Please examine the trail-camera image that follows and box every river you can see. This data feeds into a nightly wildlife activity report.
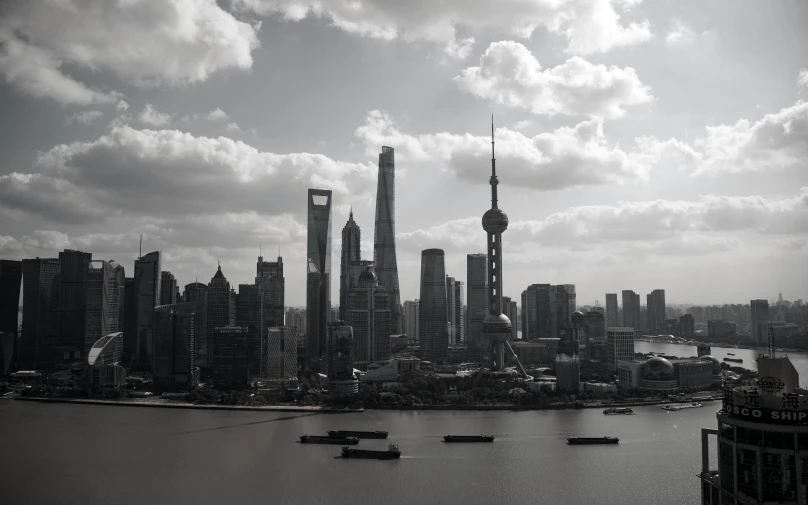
[1,398,718,505]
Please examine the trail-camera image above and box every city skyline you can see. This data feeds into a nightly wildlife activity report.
[0,1,806,308]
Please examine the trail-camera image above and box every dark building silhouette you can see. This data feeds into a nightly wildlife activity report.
[446,275,456,346]
[605,293,619,328]
[466,253,487,362]
[306,189,332,370]
[340,210,361,322]
[122,277,136,364]
[207,264,232,365]
[419,249,448,363]
[346,266,390,362]
[502,295,517,341]
[622,290,641,330]
[751,299,770,346]
[680,313,695,338]
[373,147,401,334]
[160,271,177,306]
[455,281,466,344]
[1,331,15,375]
[57,249,92,364]
[0,260,22,369]
[326,320,358,395]
[647,289,666,331]
[132,251,161,366]
[236,283,262,377]
[212,326,252,389]
[85,332,126,387]
[21,258,60,370]
[85,260,124,359]
[153,303,198,391]
[256,255,285,360]
[184,282,208,367]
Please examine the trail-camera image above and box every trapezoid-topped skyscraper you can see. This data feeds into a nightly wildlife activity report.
[482,119,515,373]
[306,189,332,371]
[374,147,401,334]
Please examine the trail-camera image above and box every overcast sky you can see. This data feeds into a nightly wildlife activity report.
[1,0,807,307]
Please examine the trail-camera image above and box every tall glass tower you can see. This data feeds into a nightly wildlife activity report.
[374,147,401,334]
[306,189,332,370]
[418,249,448,363]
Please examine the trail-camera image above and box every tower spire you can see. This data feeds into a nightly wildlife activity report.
[349,205,353,219]
[490,114,498,209]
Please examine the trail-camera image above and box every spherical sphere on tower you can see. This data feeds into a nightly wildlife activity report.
[482,208,509,233]
[571,311,585,324]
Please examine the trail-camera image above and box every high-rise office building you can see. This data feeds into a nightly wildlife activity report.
[0,260,22,369]
[306,189,332,371]
[419,249,448,363]
[680,313,695,338]
[605,293,619,328]
[183,282,208,367]
[607,327,635,371]
[256,255,285,357]
[153,303,198,391]
[339,210,362,322]
[285,307,306,336]
[267,326,297,385]
[502,296,517,341]
[751,299,770,346]
[326,320,358,395]
[446,276,457,345]
[621,290,641,330]
[235,283,262,377]
[84,260,124,358]
[132,251,161,366]
[522,284,559,339]
[207,264,232,365]
[374,147,401,334]
[57,249,92,364]
[647,289,666,331]
[159,272,177,306]
[563,284,577,317]
[466,253,487,362]
[584,311,606,343]
[402,300,419,339]
[122,277,136,364]
[211,326,252,389]
[455,282,466,344]
[346,266,390,362]
[20,258,60,371]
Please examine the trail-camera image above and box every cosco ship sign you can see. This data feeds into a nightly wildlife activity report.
[725,406,808,424]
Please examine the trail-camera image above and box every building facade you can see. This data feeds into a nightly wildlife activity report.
[20,258,60,371]
[339,210,362,322]
[419,249,448,363]
[212,326,252,389]
[346,267,390,362]
[373,146,401,334]
[622,290,642,331]
[132,251,161,366]
[183,282,208,366]
[267,326,297,385]
[466,253,487,362]
[455,282,466,344]
[85,332,126,387]
[326,320,358,395]
[160,271,177,306]
[647,289,666,332]
[306,189,332,371]
[84,260,124,359]
[607,327,635,371]
[402,300,419,339]
[0,260,22,370]
[153,303,198,390]
[502,296,517,342]
[57,249,92,364]
[751,299,770,346]
[605,293,619,328]
[207,265,233,367]
[235,283,262,377]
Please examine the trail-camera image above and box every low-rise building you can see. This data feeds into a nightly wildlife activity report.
[582,382,617,394]
[360,358,422,382]
[511,339,559,365]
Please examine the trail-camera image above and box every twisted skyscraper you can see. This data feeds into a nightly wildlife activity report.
[373,147,401,334]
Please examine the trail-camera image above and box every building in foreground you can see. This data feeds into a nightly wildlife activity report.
[153,303,198,391]
[20,258,60,371]
[306,189,332,371]
[0,332,14,376]
[132,251,161,367]
[617,355,719,391]
[419,249,448,363]
[466,253,487,362]
[212,326,253,389]
[266,326,297,388]
[0,260,22,370]
[607,327,635,371]
[326,320,358,395]
[373,146,401,334]
[699,354,808,504]
[346,267,390,362]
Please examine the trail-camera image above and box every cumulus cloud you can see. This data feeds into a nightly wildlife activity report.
[206,108,230,121]
[234,0,651,58]
[799,69,808,91]
[665,20,695,46]
[138,104,172,126]
[0,0,259,104]
[355,109,664,191]
[0,125,377,224]
[65,110,104,125]
[455,41,653,119]
[396,188,808,254]
[226,122,244,133]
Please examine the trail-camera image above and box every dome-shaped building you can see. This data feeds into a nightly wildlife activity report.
[639,356,678,391]
[357,266,377,287]
[699,355,724,385]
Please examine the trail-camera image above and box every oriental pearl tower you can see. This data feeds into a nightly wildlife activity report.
[482,117,516,373]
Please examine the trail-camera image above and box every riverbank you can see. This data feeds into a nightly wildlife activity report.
[14,394,723,412]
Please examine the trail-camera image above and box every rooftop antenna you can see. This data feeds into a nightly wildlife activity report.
[139,234,142,259]
[195,269,198,284]
[490,114,498,210]
[769,326,776,359]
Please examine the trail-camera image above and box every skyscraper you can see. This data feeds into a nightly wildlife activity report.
[373,147,401,334]
[480,119,514,372]
[20,258,60,371]
[235,283,262,377]
[57,249,92,364]
[0,260,22,369]
[446,275,456,345]
[153,302,197,391]
[85,260,124,358]
[455,281,466,345]
[522,284,555,339]
[647,289,666,331]
[183,282,207,367]
[466,253,487,362]
[605,293,619,328]
[607,327,635,371]
[339,210,362,321]
[564,284,577,317]
[419,249,448,363]
[133,251,161,366]
[267,326,297,385]
[211,326,251,389]
[402,299,419,339]
[751,299,770,346]
[256,255,285,350]
[346,266,390,362]
[326,320,358,395]
[502,295,517,341]
[306,189,332,370]
[622,290,641,330]
[207,264,232,365]
[160,272,177,306]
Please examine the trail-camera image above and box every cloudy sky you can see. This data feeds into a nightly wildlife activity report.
[1,0,807,307]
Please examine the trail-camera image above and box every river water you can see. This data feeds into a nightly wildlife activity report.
[8,341,791,505]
